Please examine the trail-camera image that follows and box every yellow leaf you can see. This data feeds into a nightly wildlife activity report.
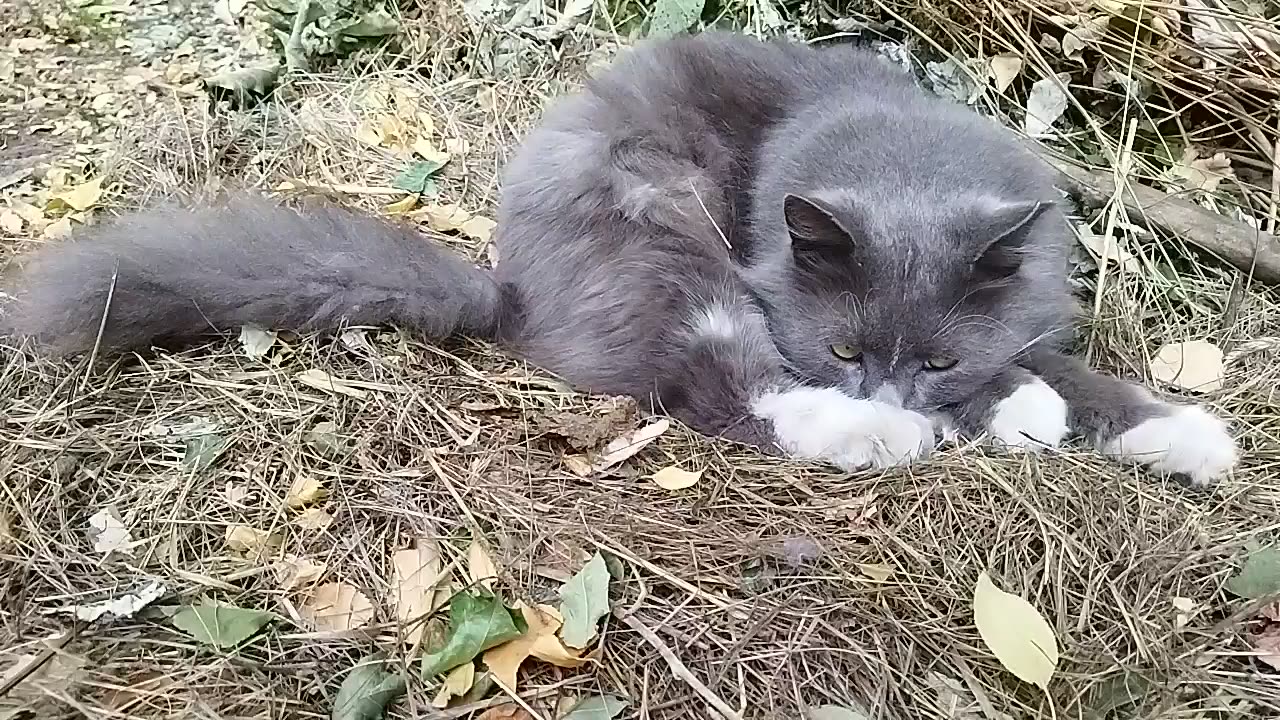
[298,582,375,631]
[1150,340,1224,393]
[0,209,23,233]
[384,195,417,214]
[224,524,281,556]
[393,540,448,651]
[649,466,701,490]
[285,475,328,509]
[419,203,471,232]
[482,603,589,691]
[11,201,45,225]
[467,539,498,591]
[412,136,450,165]
[972,571,1059,690]
[431,662,475,708]
[274,554,327,590]
[51,177,103,211]
[294,508,334,530]
[988,54,1023,93]
[42,216,73,239]
[856,563,894,582]
[355,118,385,146]
[459,215,497,243]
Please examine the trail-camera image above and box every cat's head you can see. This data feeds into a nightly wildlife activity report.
[756,191,1072,411]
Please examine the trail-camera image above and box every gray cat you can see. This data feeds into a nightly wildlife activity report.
[0,32,1236,485]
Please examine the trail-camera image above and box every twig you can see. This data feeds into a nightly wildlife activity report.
[1035,152,1280,283]
[284,0,313,73]
[614,609,744,720]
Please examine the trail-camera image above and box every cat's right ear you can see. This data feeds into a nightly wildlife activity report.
[784,194,857,267]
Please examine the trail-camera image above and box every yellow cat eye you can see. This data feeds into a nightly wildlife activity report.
[923,356,958,371]
[830,343,862,361]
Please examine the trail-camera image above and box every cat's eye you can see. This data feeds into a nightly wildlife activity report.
[923,357,958,371]
[830,343,862,362]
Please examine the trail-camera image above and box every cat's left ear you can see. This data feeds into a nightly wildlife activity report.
[784,194,859,267]
[971,200,1054,280]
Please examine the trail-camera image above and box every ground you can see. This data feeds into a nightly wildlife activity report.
[2,1,1280,719]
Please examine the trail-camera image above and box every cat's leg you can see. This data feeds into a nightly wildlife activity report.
[940,366,1070,452]
[659,300,934,471]
[1021,348,1237,487]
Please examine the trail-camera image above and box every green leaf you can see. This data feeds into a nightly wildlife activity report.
[1087,672,1153,717]
[647,0,704,38]
[332,653,407,720]
[337,9,399,38]
[1226,547,1280,599]
[172,599,273,648]
[392,160,445,195]
[182,434,229,473]
[972,571,1059,690]
[806,705,870,720]
[419,592,525,679]
[558,551,611,648]
[561,695,628,720]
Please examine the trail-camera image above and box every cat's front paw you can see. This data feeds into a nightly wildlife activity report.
[988,376,1069,452]
[751,386,934,471]
[1100,404,1237,487]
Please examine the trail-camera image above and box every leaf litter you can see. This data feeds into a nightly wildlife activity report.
[298,582,376,632]
[972,571,1059,690]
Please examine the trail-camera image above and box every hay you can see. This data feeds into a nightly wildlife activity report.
[3,3,1280,719]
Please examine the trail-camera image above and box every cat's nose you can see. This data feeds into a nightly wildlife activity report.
[870,385,904,408]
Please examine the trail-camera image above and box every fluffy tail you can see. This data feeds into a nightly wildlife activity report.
[0,195,506,355]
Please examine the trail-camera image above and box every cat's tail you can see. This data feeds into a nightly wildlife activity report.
[0,194,509,356]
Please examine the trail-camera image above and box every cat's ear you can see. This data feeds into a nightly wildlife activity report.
[784,194,857,264]
[971,200,1053,280]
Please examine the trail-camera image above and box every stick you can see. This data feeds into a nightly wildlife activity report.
[614,609,744,720]
[1038,153,1280,284]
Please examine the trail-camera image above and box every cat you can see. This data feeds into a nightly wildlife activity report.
[0,31,1237,485]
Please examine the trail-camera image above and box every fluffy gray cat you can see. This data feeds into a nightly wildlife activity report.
[0,32,1237,485]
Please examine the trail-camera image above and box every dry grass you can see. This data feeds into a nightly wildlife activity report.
[4,2,1280,719]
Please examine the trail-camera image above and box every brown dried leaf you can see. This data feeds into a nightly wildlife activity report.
[274,555,327,590]
[1255,626,1280,671]
[431,662,475,708]
[298,582,375,632]
[591,418,670,472]
[225,524,282,556]
[467,539,499,591]
[1150,340,1224,393]
[285,475,328,508]
[649,465,702,490]
[294,507,335,530]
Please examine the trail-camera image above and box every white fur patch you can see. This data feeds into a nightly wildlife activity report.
[1101,404,1237,487]
[988,377,1069,451]
[691,303,739,340]
[751,386,934,471]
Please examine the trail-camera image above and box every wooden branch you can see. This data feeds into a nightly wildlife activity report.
[1037,154,1280,284]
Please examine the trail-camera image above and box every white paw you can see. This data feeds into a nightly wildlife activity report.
[751,386,934,471]
[1100,404,1237,487]
[988,377,1069,451]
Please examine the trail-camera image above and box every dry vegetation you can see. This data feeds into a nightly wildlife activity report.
[3,0,1280,719]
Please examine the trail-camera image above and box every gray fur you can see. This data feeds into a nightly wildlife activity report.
[0,32,1171,453]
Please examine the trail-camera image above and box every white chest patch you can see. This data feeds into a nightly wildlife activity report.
[751,386,934,471]
[988,376,1070,451]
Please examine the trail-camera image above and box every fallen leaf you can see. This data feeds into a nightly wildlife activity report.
[1024,73,1071,139]
[299,582,375,632]
[988,54,1023,93]
[384,195,417,214]
[393,540,448,649]
[444,138,470,155]
[648,0,704,38]
[224,482,252,506]
[274,555,327,590]
[420,203,472,232]
[591,418,670,472]
[0,209,23,233]
[1078,227,1141,273]
[558,552,611,649]
[856,563,894,582]
[467,538,499,591]
[332,653,407,720]
[172,599,274,648]
[807,705,871,720]
[459,215,496,242]
[182,433,229,472]
[286,475,328,508]
[224,524,282,556]
[1170,147,1234,192]
[420,592,525,679]
[305,421,348,456]
[51,177,102,211]
[649,465,702,490]
[431,662,476,708]
[1227,547,1280,599]
[973,571,1059,690]
[392,159,446,195]
[88,507,135,556]
[483,603,589,691]
[1086,673,1153,718]
[476,705,535,720]
[42,215,73,239]
[52,581,167,622]
[1149,340,1224,393]
[412,136,451,165]
[560,695,628,720]
[1171,596,1201,629]
[295,508,335,530]
[1255,627,1280,671]
[238,325,276,360]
